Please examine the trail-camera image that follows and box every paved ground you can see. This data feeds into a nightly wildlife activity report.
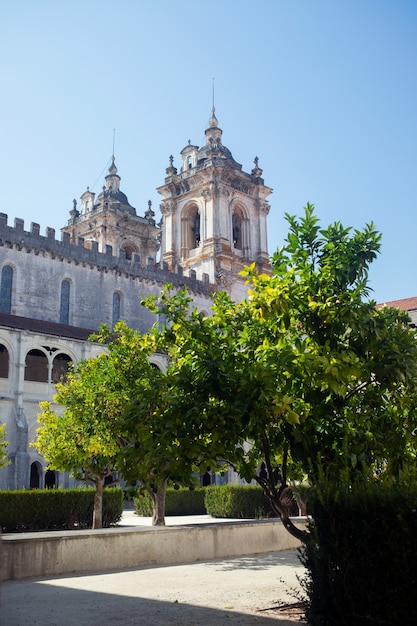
[0,513,307,625]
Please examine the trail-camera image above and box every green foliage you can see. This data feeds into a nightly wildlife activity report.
[0,487,123,532]
[134,487,206,517]
[0,423,9,468]
[33,322,161,527]
[133,492,154,517]
[30,206,417,539]
[34,322,158,485]
[204,485,272,519]
[301,476,417,625]
[147,204,417,543]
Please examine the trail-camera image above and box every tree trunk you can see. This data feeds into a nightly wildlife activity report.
[92,478,104,529]
[257,438,313,547]
[150,481,167,526]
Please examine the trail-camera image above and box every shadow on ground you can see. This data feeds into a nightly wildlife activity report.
[1,583,301,625]
[1,550,306,625]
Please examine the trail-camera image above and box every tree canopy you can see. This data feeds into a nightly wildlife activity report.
[34,322,160,528]
[34,321,218,527]
[34,205,417,539]
[147,204,417,542]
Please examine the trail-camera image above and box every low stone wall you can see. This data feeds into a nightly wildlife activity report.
[0,518,307,581]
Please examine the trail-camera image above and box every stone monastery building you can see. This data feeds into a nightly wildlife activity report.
[0,109,272,490]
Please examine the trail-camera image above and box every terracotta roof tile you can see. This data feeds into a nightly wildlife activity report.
[377,296,417,311]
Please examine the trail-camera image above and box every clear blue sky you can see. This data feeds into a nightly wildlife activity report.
[2,0,416,304]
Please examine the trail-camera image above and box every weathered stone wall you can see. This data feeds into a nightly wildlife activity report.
[0,325,104,489]
[0,214,219,490]
[0,518,307,581]
[0,213,216,333]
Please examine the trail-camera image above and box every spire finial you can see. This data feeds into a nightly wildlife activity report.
[145,199,155,221]
[112,128,116,159]
[208,78,218,129]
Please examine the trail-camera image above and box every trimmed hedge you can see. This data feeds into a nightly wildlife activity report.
[134,484,295,519]
[204,484,271,518]
[301,479,417,625]
[134,487,206,516]
[0,487,123,532]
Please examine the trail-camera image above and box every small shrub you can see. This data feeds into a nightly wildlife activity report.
[134,487,206,517]
[133,491,153,516]
[204,484,271,518]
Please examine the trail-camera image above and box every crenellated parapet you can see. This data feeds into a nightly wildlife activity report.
[0,213,215,296]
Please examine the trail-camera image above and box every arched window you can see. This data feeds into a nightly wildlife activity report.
[30,461,42,489]
[60,280,70,325]
[25,349,48,382]
[259,462,268,480]
[0,266,13,313]
[112,292,121,328]
[0,344,9,378]
[52,353,72,384]
[181,204,200,258]
[201,471,213,486]
[232,204,249,252]
[122,244,136,260]
[232,212,243,250]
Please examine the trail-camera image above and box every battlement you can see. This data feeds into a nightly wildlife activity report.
[0,213,215,295]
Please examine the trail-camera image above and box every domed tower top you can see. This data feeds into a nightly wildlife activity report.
[204,106,223,147]
[95,156,136,216]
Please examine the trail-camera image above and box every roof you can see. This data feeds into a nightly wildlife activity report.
[0,312,97,341]
[377,296,417,312]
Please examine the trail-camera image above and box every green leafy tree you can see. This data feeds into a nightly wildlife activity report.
[93,323,178,526]
[34,323,160,528]
[147,205,417,544]
[110,313,232,525]
[35,321,208,527]
[90,320,233,526]
[0,423,9,468]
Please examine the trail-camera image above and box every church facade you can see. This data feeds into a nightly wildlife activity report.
[0,109,272,490]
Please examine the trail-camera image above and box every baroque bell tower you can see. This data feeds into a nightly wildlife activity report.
[157,108,272,301]
[62,157,160,264]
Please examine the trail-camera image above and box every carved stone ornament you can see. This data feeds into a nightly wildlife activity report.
[259,201,270,216]
[160,200,176,215]
[200,187,212,200]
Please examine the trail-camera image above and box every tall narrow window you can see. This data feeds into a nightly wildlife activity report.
[60,280,70,325]
[232,213,242,249]
[0,344,9,378]
[181,204,200,258]
[112,292,121,328]
[30,462,42,489]
[0,266,13,313]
